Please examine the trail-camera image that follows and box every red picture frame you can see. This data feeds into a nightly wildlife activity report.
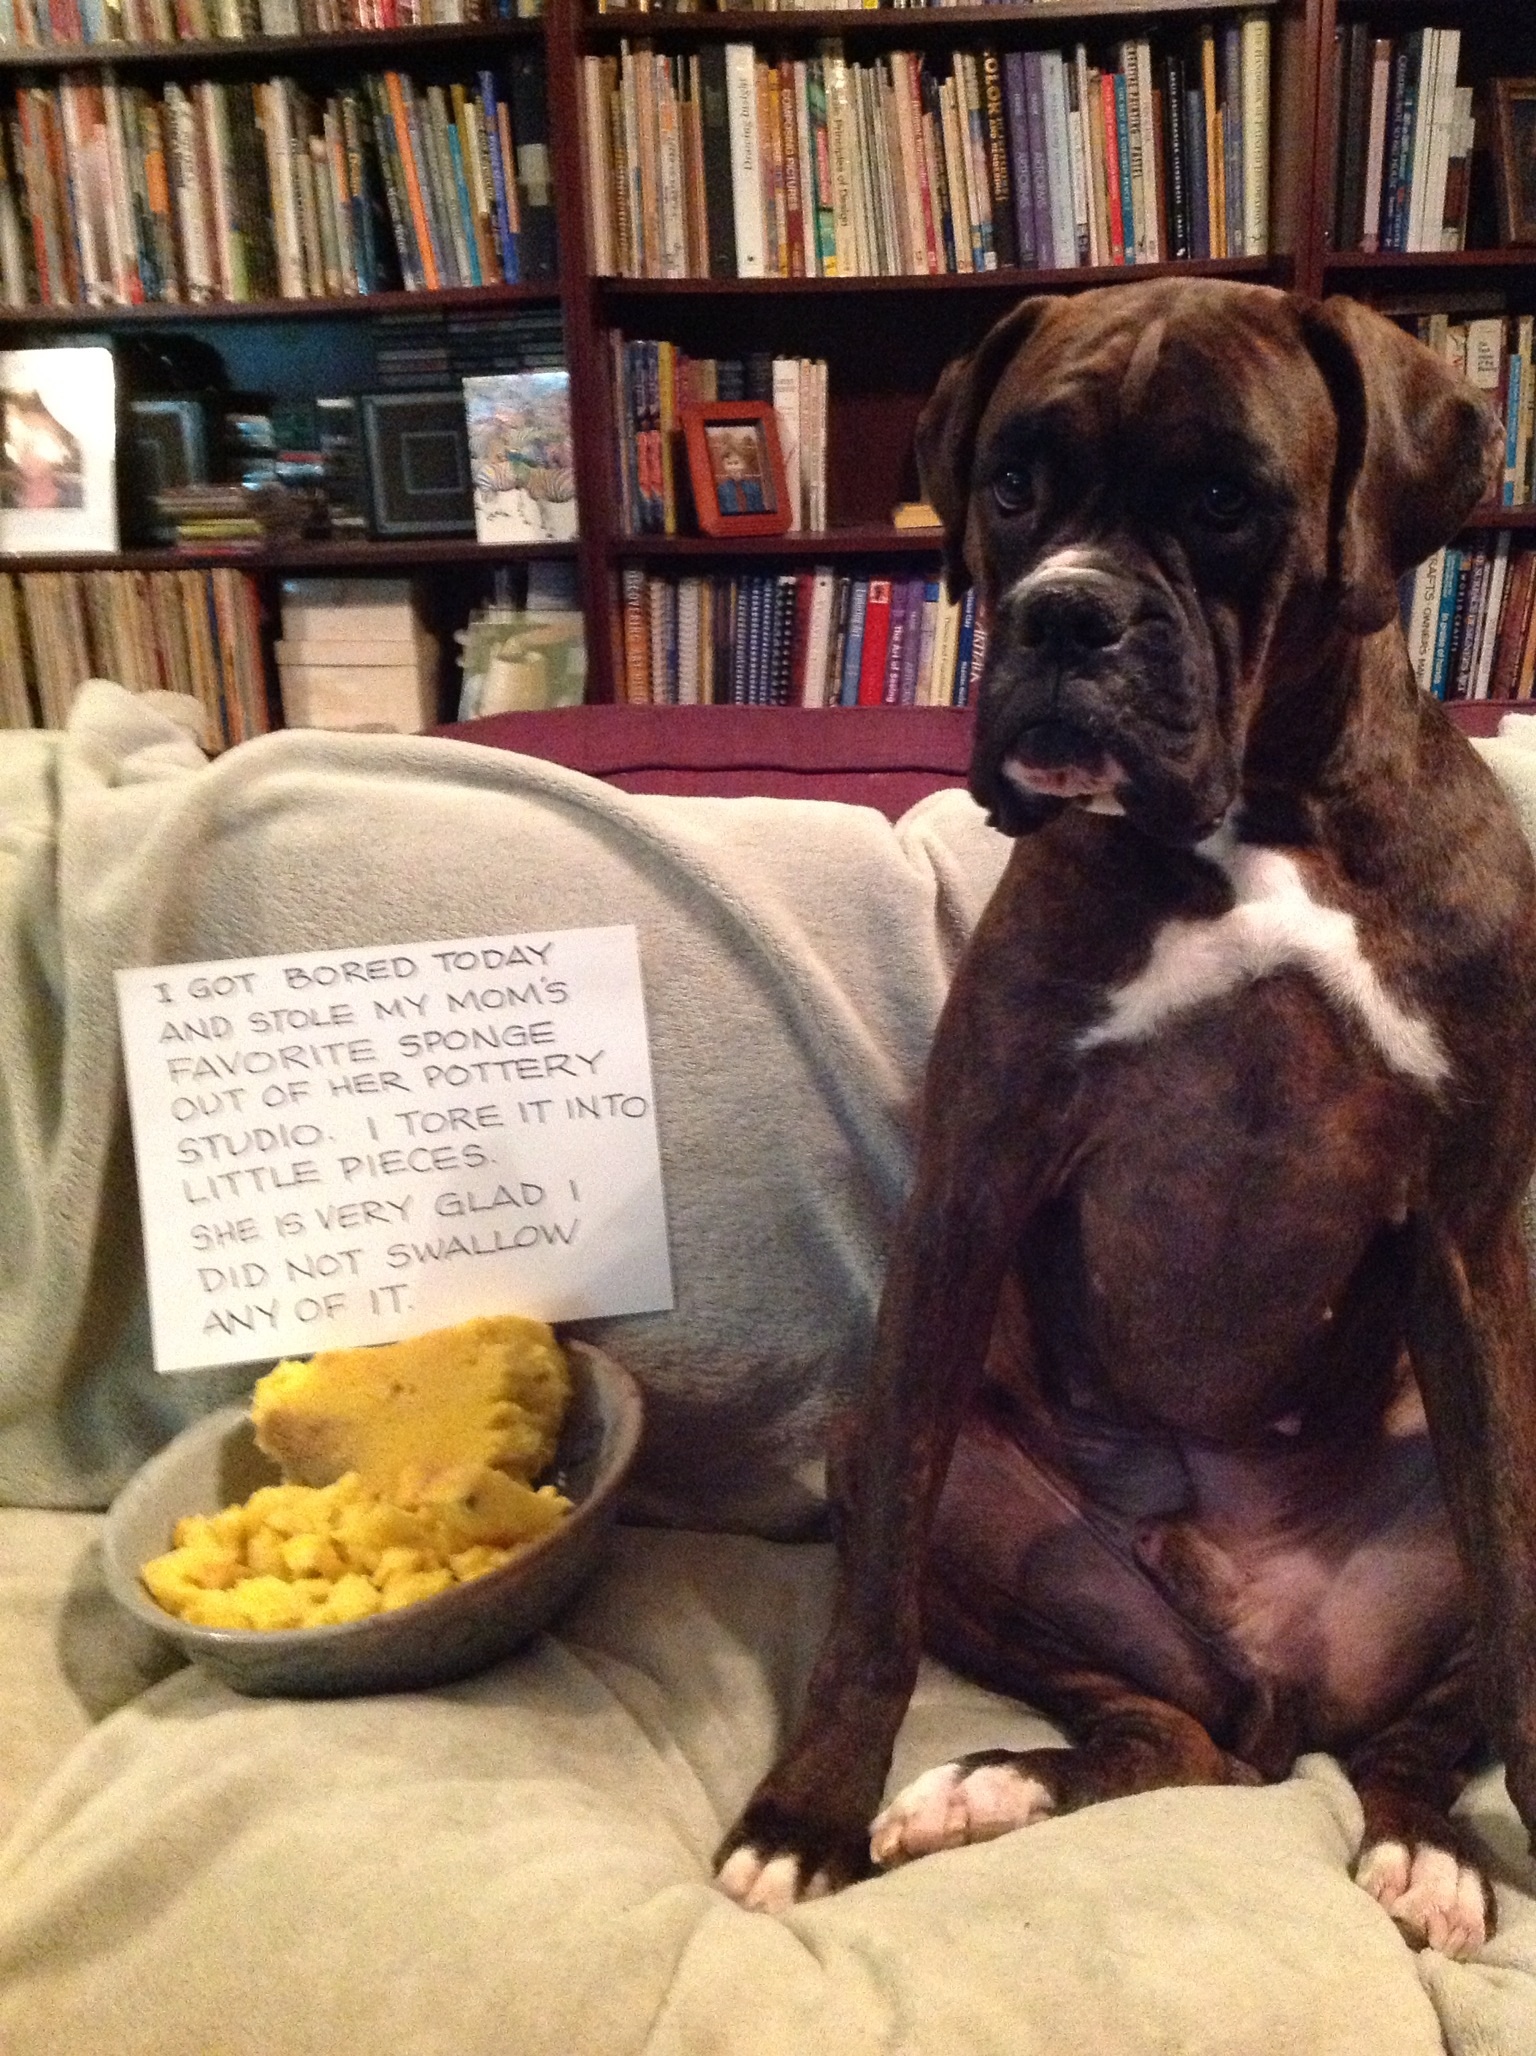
[680,401,793,539]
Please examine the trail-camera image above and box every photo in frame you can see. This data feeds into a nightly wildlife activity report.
[359,391,476,538]
[0,346,118,555]
[1489,78,1536,245]
[680,401,792,539]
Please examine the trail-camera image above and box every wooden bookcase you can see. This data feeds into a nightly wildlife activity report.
[0,0,1529,728]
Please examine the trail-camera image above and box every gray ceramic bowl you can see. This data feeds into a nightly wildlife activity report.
[103,1341,643,1698]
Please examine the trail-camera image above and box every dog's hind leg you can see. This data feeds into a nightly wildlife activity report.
[1349,1637,1497,1959]
[871,1674,1259,1869]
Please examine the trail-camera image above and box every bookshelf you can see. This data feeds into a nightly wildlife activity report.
[0,0,1528,730]
[1306,0,1536,710]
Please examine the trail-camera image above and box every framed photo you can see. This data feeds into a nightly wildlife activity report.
[124,398,209,545]
[1489,78,1536,245]
[0,346,117,555]
[681,401,792,539]
[359,391,476,538]
[463,370,578,544]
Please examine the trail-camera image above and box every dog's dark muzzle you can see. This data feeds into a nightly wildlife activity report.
[970,562,1230,843]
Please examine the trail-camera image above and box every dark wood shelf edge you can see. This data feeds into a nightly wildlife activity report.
[0,17,545,74]
[1323,248,1536,273]
[581,0,1280,45]
[596,255,1287,297]
[0,282,562,327]
[607,529,943,560]
[0,538,578,573]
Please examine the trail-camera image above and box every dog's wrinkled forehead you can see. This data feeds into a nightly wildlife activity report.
[972,292,1331,496]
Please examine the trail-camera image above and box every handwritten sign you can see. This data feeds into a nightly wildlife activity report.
[115,926,673,1373]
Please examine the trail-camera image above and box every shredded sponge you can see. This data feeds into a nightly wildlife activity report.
[249,1314,570,1491]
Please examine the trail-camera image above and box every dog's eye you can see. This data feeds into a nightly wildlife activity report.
[1192,478,1253,531]
[990,468,1033,516]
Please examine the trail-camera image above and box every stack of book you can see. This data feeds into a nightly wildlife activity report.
[1331,25,1471,254]
[1405,534,1536,705]
[0,566,266,746]
[583,20,1270,280]
[0,0,544,48]
[0,57,553,310]
[155,481,324,549]
[275,577,439,733]
[1412,311,1536,510]
[619,565,984,709]
[612,340,827,535]
[372,304,566,390]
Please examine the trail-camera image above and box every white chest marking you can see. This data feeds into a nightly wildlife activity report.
[1076,827,1449,1088]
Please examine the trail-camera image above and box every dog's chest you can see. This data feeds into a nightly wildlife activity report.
[1076,829,1448,1091]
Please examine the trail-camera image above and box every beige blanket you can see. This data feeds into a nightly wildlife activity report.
[0,684,1003,1529]
[0,688,1533,2053]
[0,1513,1532,2056]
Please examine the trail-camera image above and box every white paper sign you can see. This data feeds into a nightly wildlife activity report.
[115,926,673,1373]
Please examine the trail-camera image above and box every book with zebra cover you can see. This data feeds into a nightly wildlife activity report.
[463,368,577,544]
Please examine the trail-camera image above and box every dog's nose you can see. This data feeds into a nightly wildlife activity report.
[1014,577,1127,657]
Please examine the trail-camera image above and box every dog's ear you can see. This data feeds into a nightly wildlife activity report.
[1297,295,1502,635]
[915,297,1052,598]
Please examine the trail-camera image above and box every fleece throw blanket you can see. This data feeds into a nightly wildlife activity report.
[0,688,1534,2054]
[0,684,1003,1529]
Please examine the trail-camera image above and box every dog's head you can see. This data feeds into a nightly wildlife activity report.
[917,281,1501,842]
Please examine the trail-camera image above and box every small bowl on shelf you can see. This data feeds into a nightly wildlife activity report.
[102,1340,643,1699]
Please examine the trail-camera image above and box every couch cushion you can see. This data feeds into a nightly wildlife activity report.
[1,1524,1530,2056]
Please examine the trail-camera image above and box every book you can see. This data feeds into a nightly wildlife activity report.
[463,369,577,544]
[724,42,765,279]
[857,576,892,705]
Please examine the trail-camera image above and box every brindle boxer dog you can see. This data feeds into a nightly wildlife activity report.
[715,280,1536,1958]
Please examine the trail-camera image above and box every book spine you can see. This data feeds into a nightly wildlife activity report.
[1360,38,1392,251]
[1201,23,1224,259]
[382,71,438,289]
[1023,51,1052,270]
[1220,21,1243,257]
[1135,39,1159,263]
[469,71,513,283]
[1184,77,1209,261]
[1427,546,1463,700]
[1041,51,1074,271]
[1101,70,1125,264]
[974,49,1012,270]
[1113,68,1135,263]
[1473,535,1513,700]
[1001,51,1033,271]
[1241,11,1269,256]
[1120,44,1145,262]
[1405,26,1438,254]
[723,41,764,279]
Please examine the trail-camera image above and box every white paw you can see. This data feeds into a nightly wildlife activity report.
[715,1845,833,1914]
[1356,1839,1490,1959]
[869,1759,1055,1869]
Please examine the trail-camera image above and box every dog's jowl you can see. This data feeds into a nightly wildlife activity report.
[715,280,1536,1960]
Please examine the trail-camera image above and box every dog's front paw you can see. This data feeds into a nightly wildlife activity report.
[870,1752,1056,1868]
[1355,1837,1494,1959]
[714,1798,875,1913]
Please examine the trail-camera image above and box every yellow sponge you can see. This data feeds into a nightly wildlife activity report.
[250,1314,570,1490]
